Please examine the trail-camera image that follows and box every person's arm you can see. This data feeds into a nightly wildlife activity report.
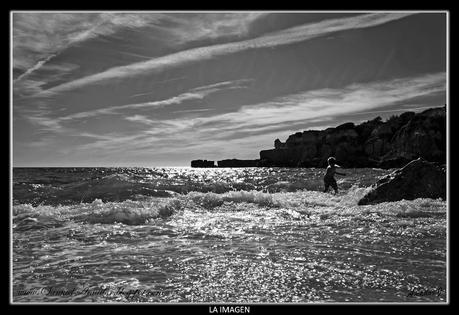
[334,164,346,176]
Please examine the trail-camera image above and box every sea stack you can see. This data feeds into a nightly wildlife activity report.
[190,160,215,168]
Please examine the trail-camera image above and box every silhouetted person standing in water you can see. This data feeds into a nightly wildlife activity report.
[323,157,346,194]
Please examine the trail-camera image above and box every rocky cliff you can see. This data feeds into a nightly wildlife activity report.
[259,106,446,168]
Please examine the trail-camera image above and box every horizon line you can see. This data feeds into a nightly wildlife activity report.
[12,104,445,168]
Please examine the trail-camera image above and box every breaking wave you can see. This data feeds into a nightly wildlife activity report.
[12,185,445,228]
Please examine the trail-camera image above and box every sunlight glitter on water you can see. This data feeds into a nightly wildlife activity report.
[13,168,446,303]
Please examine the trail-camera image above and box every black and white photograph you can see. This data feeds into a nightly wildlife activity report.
[11,11,448,305]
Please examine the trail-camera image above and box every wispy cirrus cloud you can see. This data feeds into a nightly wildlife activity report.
[176,72,445,139]
[25,78,253,132]
[39,12,415,95]
[13,13,170,97]
[62,78,252,121]
[172,108,213,114]
[125,115,154,124]
[13,12,266,92]
[13,53,57,83]
[13,13,171,79]
[13,62,81,98]
[164,12,267,44]
[12,12,447,167]
[21,71,445,161]
[186,72,445,137]
[65,72,445,157]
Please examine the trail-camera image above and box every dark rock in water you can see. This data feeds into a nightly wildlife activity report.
[358,158,446,205]
[191,159,215,168]
[217,159,260,167]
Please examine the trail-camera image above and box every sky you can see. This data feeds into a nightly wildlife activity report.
[12,11,447,167]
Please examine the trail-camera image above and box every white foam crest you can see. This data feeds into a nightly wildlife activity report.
[370,198,446,217]
[223,190,277,207]
[81,198,186,225]
[13,197,187,226]
[13,203,74,218]
[13,188,446,226]
[339,185,373,206]
[185,187,374,211]
[187,190,280,209]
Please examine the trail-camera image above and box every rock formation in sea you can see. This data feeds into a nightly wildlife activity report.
[217,159,260,167]
[259,106,446,168]
[358,158,446,205]
[190,160,215,168]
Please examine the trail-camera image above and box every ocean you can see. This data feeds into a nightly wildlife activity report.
[12,167,447,303]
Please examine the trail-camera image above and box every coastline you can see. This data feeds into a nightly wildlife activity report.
[192,106,446,169]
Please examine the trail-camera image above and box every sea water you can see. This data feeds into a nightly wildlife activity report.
[12,167,447,303]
